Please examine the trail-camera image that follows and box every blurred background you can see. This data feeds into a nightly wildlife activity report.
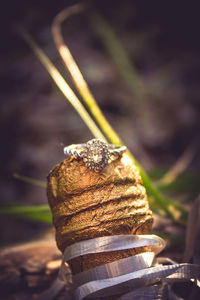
[0,0,200,249]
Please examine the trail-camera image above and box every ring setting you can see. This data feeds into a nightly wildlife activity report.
[64,139,127,171]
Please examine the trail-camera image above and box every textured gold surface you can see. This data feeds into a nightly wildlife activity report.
[47,153,153,273]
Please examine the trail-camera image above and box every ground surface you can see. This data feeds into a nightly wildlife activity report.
[0,1,200,298]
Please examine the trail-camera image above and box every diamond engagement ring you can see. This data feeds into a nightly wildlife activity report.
[63,138,127,171]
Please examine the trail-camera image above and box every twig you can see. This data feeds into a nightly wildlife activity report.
[183,195,200,263]
[158,144,195,186]
[52,4,122,145]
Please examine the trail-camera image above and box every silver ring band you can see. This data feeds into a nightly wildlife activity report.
[63,139,127,171]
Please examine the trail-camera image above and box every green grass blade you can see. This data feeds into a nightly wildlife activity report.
[20,28,188,224]
[13,173,46,188]
[20,29,106,142]
[89,12,145,103]
[153,232,184,243]
[0,205,52,224]
[128,152,188,224]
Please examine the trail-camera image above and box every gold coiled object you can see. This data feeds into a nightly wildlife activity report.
[47,148,153,274]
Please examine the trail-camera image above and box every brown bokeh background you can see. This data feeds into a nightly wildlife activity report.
[1,0,200,247]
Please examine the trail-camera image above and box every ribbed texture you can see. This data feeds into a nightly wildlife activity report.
[47,154,153,273]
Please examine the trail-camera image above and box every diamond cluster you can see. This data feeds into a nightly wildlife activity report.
[80,139,110,171]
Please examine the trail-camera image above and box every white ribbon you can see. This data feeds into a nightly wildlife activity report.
[37,234,200,299]
[74,263,200,300]
[62,234,166,262]
[72,252,155,287]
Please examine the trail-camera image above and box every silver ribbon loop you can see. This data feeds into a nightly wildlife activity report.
[75,264,200,300]
[56,234,200,300]
[62,234,166,262]
[72,252,155,287]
